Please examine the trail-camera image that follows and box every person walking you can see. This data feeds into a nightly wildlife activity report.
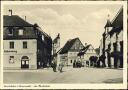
[58,61,64,73]
[51,60,57,72]
[73,60,76,68]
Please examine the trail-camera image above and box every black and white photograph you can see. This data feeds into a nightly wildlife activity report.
[1,1,127,89]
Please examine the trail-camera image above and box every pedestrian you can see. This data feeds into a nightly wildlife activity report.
[73,60,76,68]
[51,60,57,72]
[58,61,64,73]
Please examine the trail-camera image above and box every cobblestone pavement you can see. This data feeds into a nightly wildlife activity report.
[3,67,123,84]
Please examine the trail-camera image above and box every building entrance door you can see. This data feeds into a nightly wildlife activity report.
[21,56,29,69]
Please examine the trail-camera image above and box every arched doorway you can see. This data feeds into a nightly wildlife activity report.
[21,56,29,69]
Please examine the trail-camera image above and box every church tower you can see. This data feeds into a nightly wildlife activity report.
[104,14,113,34]
[53,33,60,54]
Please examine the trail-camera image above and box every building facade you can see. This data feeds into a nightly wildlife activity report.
[3,11,52,70]
[36,25,52,68]
[99,7,123,68]
[77,44,97,66]
[59,38,84,66]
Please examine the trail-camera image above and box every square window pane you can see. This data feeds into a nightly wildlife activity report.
[10,42,14,49]
[19,29,23,35]
[23,42,27,49]
[26,61,29,64]
[22,61,25,65]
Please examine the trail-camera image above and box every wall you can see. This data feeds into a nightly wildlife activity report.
[3,39,37,70]
[60,53,68,66]
[68,51,79,66]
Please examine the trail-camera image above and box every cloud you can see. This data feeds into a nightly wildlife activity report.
[16,7,108,48]
[4,5,120,48]
[91,9,112,19]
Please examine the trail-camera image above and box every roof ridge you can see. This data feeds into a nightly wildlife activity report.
[59,37,79,54]
[4,15,33,27]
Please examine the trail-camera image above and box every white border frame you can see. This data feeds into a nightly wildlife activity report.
[1,1,127,89]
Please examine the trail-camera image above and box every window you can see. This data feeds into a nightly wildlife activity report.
[8,28,13,35]
[70,60,72,63]
[22,61,25,65]
[26,61,29,64]
[38,62,40,66]
[23,41,27,49]
[9,56,14,63]
[42,35,44,41]
[10,42,14,49]
[19,29,23,35]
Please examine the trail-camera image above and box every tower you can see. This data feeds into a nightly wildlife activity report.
[104,14,113,33]
[53,33,60,54]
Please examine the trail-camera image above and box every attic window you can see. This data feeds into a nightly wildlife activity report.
[19,29,24,35]
[8,28,13,35]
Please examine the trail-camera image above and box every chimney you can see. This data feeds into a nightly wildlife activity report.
[9,9,12,16]
[85,43,87,46]
[25,16,26,21]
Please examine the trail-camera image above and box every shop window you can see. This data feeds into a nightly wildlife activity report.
[9,56,14,63]
[10,42,14,49]
[23,41,27,49]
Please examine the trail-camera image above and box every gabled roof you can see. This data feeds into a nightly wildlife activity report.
[78,44,90,56]
[104,7,123,29]
[53,48,62,57]
[4,15,33,27]
[3,15,52,40]
[59,38,79,54]
[35,25,52,39]
[108,7,123,37]
[111,6,123,28]
[105,19,112,28]
[77,44,95,56]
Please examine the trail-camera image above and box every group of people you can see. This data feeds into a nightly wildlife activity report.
[51,60,64,73]
[73,60,82,68]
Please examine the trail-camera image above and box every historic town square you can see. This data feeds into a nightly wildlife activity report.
[3,3,124,84]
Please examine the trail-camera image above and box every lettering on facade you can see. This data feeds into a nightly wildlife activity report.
[4,50,17,53]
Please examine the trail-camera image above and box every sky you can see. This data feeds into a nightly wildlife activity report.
[3,4,122,48]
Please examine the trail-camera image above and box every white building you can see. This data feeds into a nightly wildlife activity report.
[4,40,37,69]
[78,44,97,66]
[3,10,52,70]
[59,38,84,66]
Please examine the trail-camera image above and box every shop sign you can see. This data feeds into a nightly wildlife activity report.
[4,50,17,53]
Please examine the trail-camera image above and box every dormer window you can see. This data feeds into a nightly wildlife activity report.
[8,28,13,36]
[19,29,23,35]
